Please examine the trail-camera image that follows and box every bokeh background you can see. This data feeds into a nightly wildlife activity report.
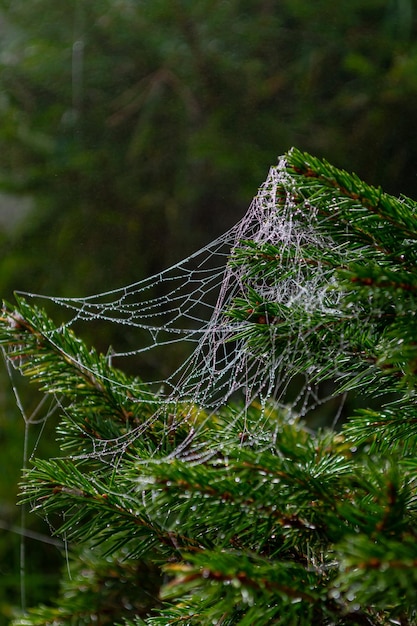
[0,0,416,621]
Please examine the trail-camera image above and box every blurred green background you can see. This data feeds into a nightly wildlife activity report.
[0,0,416,621]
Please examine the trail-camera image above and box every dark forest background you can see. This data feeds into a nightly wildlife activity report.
[0,0,416,621]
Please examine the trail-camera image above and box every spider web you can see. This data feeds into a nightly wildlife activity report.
[16,155,349,430]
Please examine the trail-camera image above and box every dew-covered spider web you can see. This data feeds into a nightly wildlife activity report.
[14,154,352,441]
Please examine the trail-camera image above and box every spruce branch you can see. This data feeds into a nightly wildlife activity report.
[0,298,196,459]
[5,149,417,624]
[286,147,417,247]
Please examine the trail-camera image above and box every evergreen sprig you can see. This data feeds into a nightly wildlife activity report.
[3,149,417,624]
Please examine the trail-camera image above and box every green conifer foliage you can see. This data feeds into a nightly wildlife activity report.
[2,149,417,624]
